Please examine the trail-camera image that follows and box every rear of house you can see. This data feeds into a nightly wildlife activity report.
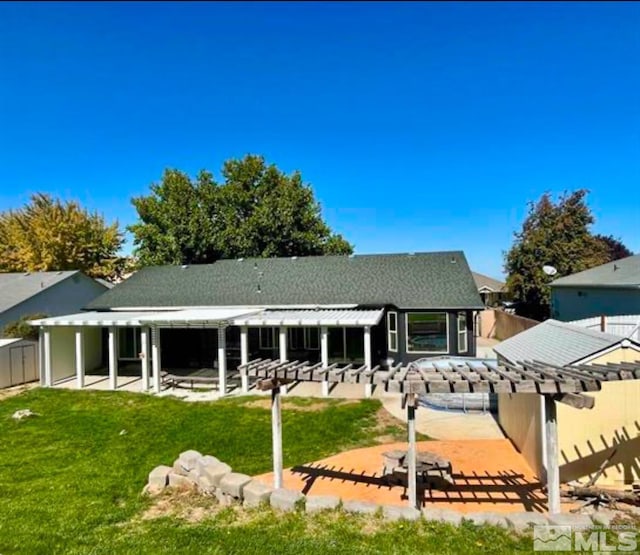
[30,251,484,391]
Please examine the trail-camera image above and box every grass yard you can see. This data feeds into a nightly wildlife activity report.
[0,388,534,554]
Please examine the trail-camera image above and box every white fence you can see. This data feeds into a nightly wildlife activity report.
[569,314,640,342]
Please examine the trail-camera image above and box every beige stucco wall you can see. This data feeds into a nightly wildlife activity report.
[498,345,640,486]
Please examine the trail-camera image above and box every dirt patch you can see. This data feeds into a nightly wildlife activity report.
[243,398,359,412]
[140,489,219,522]
[0,383,37,402]
[368,407,411,444]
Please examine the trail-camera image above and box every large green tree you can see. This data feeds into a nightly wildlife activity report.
[504,189,630,321]
[0,193,124,280]
[129,155,353,265]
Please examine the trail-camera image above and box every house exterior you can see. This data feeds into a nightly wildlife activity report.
[550,254,640,321]
[0,271,109,336]
[495,319,640,487]
[472,271,507,307]
[30,251,484,393]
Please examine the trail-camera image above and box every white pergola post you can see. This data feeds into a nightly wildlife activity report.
[321,326,329,397]
[43,327,52,387]
[108,326,117,390]
[544,395,561,514]
[75,327,85,389]
[140,326,150,391]
[38,327,45,386]
[272,385,283,489]
[151,326,162,394]
[240,326,249,393]
[364,325,373,398]
[279,326,288,395]
[218,326,227,396]
[407,394,418,509]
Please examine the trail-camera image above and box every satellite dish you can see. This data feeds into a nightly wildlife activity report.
[543,265,558,276]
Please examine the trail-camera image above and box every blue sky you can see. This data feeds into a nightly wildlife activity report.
[1,1,638,278]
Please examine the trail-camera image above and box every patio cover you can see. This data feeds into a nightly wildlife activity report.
[29,311,154,327]
[232,308,384,327]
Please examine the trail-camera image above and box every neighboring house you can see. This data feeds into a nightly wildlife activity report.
[550,254,640,321]
[0,271,109,336]
[30,251,484,390]
[495,319,640,487]
[472,271,507,307]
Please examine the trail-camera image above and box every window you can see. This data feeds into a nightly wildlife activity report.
[328,327,364,363]
[457,312,468,353]
[406,312,448,353]
[304,328,320,350]
[118,328,142,359]
[259,327,277,350]
[387,311,398,352]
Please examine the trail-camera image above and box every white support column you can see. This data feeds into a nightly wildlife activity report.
[151,326,162,394]
[140,326,150,391]
[75,327,85,389]
[38,327,45,386]
[108,326,117,390]
[240,326,249,393]
[43,327,52,387]
[364,325,373,398]
[321,326,329,397]
[544,395,561,514]
[407,394,418,509]
[272,385,283,489]
[218,326,227,396]
[279,326,288,395]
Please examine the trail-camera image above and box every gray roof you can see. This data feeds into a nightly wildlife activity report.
[472,272,505,292]
[86,251,484,311]
[494,319,636,366]
[551,254,640,289]
[0,271,79,314]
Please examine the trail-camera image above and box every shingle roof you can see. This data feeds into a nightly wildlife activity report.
[494,319,635,366]
[472,272,505,292]
[551,254,640,289]
[86,251,484,311]
[0,271,79,314]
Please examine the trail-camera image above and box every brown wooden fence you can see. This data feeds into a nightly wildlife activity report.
[477,309,539,341]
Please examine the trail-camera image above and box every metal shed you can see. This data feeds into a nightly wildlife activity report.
[0,338,38,389]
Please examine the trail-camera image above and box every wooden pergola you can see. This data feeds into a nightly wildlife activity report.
[239,357,640,514]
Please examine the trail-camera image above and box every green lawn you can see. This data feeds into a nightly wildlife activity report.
[0,388,533,554]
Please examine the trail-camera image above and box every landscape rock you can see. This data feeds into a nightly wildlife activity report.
[196,455,220,476]
[591,510,617,528]
[141,483,164,496]
[177,449,202,472]
[270,488,304,512]
[219,473,252,498]
[505,512,549,532]
[148,465,173,489]
[422,508,462,525]
[463,512,508,527]
[168,472,198,491]
[382,505,421,522]
[547,513,593,529]
[12,409,39,420]
[215,489,237,506]
[197,474,216,494]
[243,480,273,508]
[201,462,232,487]
[342,500,379,515]
[305,495,341,514]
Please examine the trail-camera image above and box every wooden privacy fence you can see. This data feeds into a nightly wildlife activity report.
[478,309,539,341]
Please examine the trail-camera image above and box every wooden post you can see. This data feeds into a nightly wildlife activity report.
[600,315,606,333]
[218,326,227,396]
[545,395,561,514]
[151,326,161,394]
[364,325,373,398]
[43,327,52,387]
[140,326,150,391]
[279,327,288,395]
[75,327,85,389]
[407,394,418,509]
[272,385,283,489]
[321,326,329,397]
[240,326,249,393]
[108,326,117,390]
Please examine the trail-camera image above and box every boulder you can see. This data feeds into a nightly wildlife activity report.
[243,480,273,508]
[219,473,252,499]
[147,465,172,489]
[382,505,421,522]
[305,495,341,514]
[197,474,216,494]
[505,512,549,532]
[201,462,232,487]
[342,500,379,515]
[422,508,462,525]
[196,455,220,476]
[270,488,304,512]
[177,450,202,472]
[168,472,197,491]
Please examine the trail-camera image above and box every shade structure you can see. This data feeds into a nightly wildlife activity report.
[29,311,153,327]
[231,308,384,327]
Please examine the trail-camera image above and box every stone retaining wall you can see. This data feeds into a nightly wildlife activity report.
[144,450,627,529]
